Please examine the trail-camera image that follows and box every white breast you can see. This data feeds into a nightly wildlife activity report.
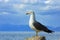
[29,19,36,30]
[29,13,37,31]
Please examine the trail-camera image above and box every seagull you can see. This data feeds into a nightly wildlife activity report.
[26,11,54,36]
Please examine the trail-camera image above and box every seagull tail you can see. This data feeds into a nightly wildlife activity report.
[47,29,54,33]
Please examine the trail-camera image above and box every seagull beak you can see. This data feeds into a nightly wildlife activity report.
[26,13,29,15]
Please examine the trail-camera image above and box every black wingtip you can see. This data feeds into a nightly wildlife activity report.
[48,30,54,33]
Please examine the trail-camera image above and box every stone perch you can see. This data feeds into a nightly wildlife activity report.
[26,36,46,40]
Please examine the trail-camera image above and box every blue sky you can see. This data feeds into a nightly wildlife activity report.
[0,0,60,29]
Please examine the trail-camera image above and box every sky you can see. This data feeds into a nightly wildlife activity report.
[0,0,60,28]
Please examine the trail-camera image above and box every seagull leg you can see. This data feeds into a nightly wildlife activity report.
[36,31,38,36]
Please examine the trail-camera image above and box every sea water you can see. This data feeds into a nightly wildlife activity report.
[0,32,60,40]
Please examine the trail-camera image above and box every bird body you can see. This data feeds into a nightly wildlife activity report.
[29,13,37,31]
[26,11,53,36]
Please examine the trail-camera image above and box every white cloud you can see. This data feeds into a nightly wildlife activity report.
[0,0,9,3]
[30,0,37,4]
[4,0,9,2]
[22,0,29,3]
[39,5,60,11]
[38,0,60,11]
[0,12,9,15]
[4,0,9,3]
[13,4,26,9]
[0,0,2,2]
[39,6,51,11]
[21,0,40,4]
[45,0,60,5]
[44,0,52,4]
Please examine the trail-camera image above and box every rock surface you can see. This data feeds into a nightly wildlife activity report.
[26,36,46,40]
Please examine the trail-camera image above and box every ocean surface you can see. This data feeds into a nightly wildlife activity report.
[0,32,60,40]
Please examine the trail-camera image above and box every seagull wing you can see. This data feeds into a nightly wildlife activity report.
[33,21,53,33]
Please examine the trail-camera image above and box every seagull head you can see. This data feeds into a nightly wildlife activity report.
[26,11,34,15]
